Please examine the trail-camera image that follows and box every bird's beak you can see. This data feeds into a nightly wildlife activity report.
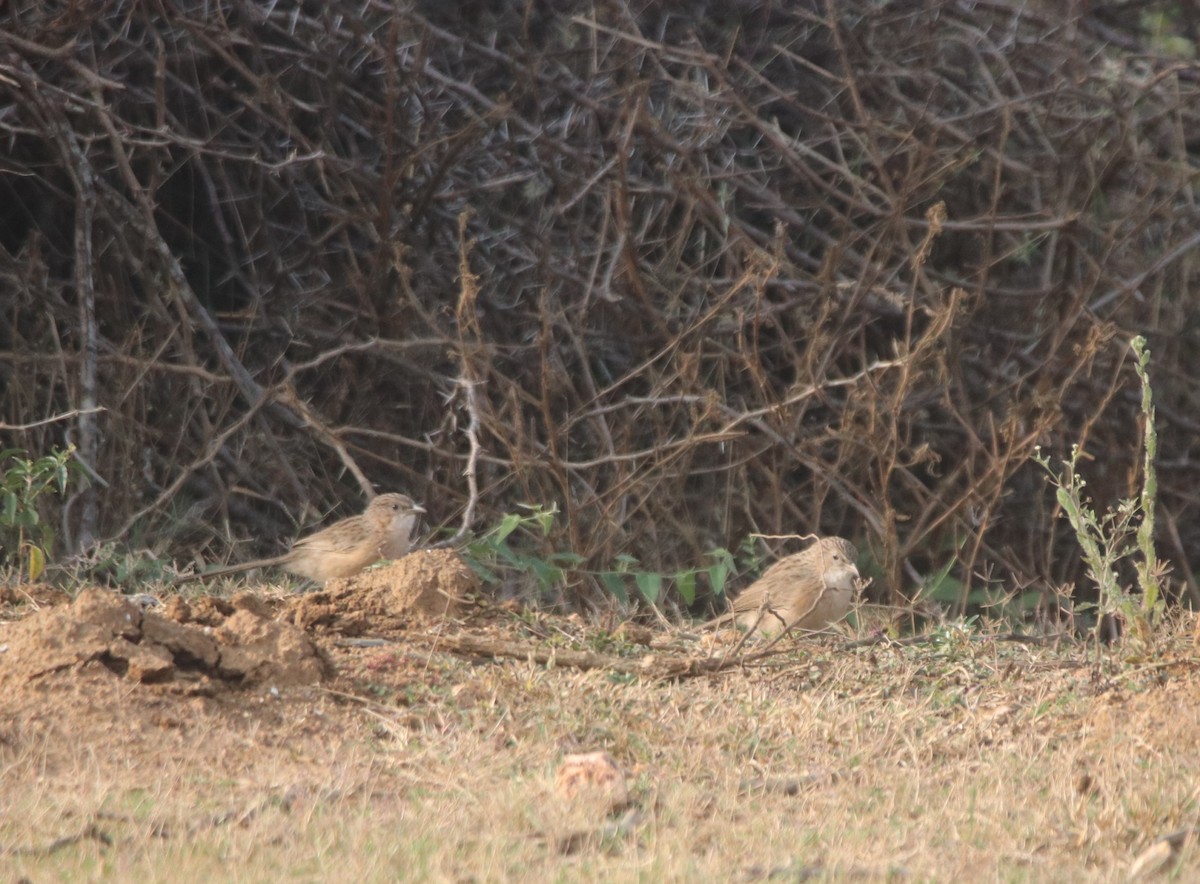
[412,504,427,514]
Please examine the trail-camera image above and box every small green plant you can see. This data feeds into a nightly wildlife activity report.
[461,504,749,607]
[463,504,586,594]
[75,542,178,589]
[1034,336,1165,643]
[596,546,739,606]
[1,445,81,582]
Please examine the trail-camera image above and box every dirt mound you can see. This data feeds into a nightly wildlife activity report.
[0,551,486,864]
[284,548,479,635]
[0,549,478,696]
[0,588,328,688]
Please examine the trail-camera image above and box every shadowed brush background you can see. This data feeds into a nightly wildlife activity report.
[2,0,1198,613]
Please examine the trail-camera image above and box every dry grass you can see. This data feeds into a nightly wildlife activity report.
[4,609,1199,882]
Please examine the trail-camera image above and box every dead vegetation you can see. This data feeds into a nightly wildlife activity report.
[2,1,1200,616]
[2,585,1199,880]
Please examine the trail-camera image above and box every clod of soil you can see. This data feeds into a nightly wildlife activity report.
[284,548,479,635]
[0,587,328,688]
[0,582,71,608]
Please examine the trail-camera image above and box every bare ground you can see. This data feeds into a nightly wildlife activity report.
[2,557,1198,882]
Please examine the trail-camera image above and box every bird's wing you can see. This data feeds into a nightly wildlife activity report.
[729,557,798,614]
[292,516,369,555]
[729,581,768,614]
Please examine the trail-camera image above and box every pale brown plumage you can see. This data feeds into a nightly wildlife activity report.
[180,493,425,585]
[711,536,861,637]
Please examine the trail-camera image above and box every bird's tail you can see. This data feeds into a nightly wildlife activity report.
[170,554,291,585]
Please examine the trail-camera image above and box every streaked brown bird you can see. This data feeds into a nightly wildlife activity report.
[710,536,861,638]
[179,493,425,585]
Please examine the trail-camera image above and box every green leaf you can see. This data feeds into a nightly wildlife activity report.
[493,513,523,544]
[54,459,69,492]
[464,539,492,560]
[708,563,729,597]
[599,572,628,604]
[923,557,959,602]
[493,544,523,567]
[613,553,639,572]
[517,503,557,535]
[707,547,736,568]
[464,558,500,584]
[675,570,697,604]
[533,559,566,590]
[634,571,662,604]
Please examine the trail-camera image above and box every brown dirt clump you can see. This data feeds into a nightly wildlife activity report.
[0,582,72,609]
[284,548,478,635]
[0,587,327,689]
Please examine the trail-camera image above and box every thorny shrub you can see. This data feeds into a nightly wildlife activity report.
[1,2,1198,614]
